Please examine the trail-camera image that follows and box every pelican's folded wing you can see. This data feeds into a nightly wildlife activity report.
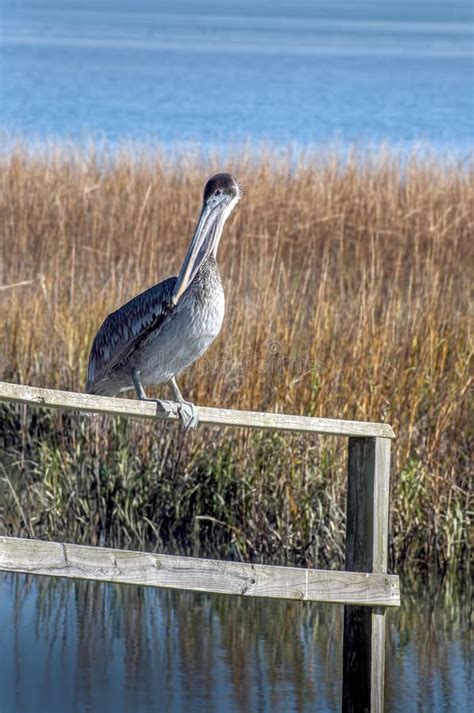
[86,276,177,391]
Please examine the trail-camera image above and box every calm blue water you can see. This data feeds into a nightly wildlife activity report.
[0,573,471,713]
[0,0,473,151]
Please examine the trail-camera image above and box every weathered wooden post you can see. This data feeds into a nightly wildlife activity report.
[342,436,391,713]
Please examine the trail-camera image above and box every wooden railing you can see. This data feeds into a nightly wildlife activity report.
[0,381,399,712]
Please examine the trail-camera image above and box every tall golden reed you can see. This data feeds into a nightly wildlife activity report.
[0,143,472,571]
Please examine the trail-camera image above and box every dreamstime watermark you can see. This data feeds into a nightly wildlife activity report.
[142,339,318,379]
[13,340,319,384]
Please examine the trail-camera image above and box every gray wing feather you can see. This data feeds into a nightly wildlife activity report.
[86,276,177,390]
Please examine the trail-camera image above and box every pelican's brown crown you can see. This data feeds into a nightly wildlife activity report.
[203,173,239,202]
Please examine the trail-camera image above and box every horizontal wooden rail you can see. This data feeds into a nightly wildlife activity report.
[0,382,395,439]
[0,537,400,607]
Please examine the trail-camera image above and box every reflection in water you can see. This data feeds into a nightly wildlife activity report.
[386,576,472,712]
[0,573,471,713]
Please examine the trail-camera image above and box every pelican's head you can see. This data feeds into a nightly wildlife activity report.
[172,173,240,304]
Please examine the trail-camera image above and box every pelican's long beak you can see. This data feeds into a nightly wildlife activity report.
[171,195,234,305]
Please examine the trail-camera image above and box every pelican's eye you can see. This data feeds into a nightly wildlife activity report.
[215,189,222,196]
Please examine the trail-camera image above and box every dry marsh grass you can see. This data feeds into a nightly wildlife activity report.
[0,144,472,572]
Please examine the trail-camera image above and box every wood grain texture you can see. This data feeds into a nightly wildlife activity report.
[372,439,391,574]
[0,381,395,438]
[345,437,391,574]
[370,609,387,712]
[0,537,400,607]
[342,437,393,713]
[342,606,387,713]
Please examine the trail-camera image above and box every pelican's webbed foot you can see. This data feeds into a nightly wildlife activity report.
[177,400,199,430]
[138,396,181,420]
[152,398,181,420]
[132,369,180,422]
[169,376,199,430]
[132,370,199,429]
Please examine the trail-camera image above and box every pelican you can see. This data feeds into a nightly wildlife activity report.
[86,173,240,429]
